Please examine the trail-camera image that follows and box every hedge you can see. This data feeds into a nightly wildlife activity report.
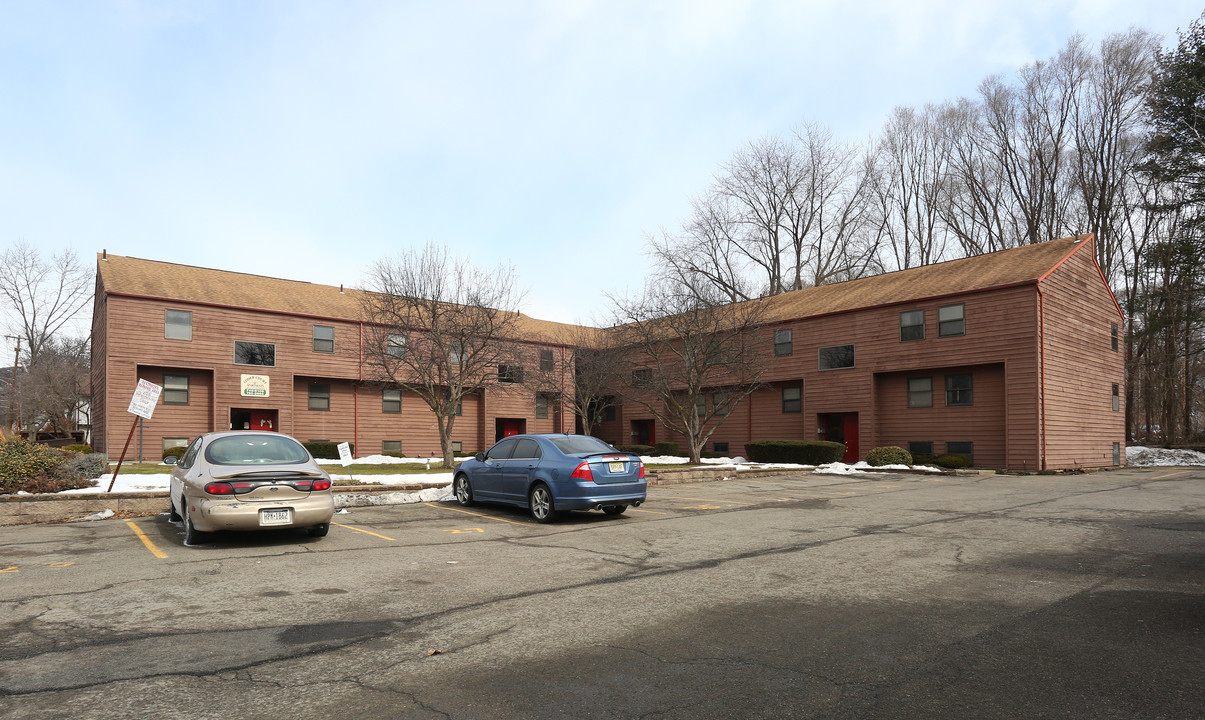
[744,440,845,465]
[302,442,353,459]
[934,452,971,469]
[615,444,654,455]
[62,443,94,455]
[865,446,913,467]
[653,442,680,456]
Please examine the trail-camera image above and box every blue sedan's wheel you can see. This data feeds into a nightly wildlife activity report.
[529,483,558,523]
[454,474,474,507]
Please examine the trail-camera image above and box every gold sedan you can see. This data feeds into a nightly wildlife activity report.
[168,431,335,545]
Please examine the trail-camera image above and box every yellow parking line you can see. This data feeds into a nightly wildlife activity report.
[424,503,533,526]
[627,507,668,515]
[1153,470,1193,479]
[125,521,167,559]
[331,522,396,541]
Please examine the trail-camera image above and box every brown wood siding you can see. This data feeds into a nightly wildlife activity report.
[1040,243,1126,468]
[875,364,1006,467]
[90,272,109,453]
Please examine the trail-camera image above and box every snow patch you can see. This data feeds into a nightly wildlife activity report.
[1126,445,1205,466]
[69,509,115,522]
[334,484,454,508]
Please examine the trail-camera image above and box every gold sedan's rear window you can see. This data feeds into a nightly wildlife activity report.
[205,435,311,465]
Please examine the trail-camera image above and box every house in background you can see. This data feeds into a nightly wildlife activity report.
[90,234,1124,470]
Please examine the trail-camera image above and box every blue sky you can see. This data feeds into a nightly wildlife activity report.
[0,0,1200,346]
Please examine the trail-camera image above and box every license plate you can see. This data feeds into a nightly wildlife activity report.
[260,508,291,526]
[608,462,624,472]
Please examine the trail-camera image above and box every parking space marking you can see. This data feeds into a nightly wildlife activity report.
[48,562,74,568]
[423,502,533,526]
[1153,470,1193,479]
[0,566,16,573]
[125,520,168,559]
[627,507,668,515]
[443,528,485,534]
[331,522,396,541]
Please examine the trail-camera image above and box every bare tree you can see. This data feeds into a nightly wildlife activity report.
[360,243,526,467]
[0,241,92,363]
[13,336,89,436]
[609,281,771,463]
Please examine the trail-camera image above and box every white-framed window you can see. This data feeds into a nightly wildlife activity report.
[313,325,334,353]
[382,387,401,413]
[165,309,192,340]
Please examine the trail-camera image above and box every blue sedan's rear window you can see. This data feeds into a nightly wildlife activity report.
[205,436,312,465]
[549,436,618,455]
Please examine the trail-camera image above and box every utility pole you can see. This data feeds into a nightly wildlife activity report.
[5,335,21,433]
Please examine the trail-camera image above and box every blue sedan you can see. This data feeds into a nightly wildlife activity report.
[452,434,647,522]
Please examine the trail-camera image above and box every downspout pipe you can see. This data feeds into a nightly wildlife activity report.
[1037,285,1046,471]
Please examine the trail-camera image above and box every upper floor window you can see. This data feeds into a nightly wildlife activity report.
[818,344,855,371]
[450,340,464,364]
[782,385,801,413]
[938,304,965,337]
[907,377,932,408]
[539,349,554,372]
[695,394,707,417]
[382,387,401,414]
[900,310,925,341]
[536,393,549,419]
[234,341,275,367]
[1112,383,1120,411]
[774,329,793,357]
[313,325,334,353]
[632,367,652,387]
[945,374,973,406]
[165,309,192,341]
[387,334,407,358]
[308,383,330,411]
[713,390,731,416]
[1111,323,1119,351]
[163,374,189,405]
[498,364,524,384]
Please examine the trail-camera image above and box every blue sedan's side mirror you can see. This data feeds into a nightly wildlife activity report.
[474,453,485,462]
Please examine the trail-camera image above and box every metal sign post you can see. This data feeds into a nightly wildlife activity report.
[108,379,162,492]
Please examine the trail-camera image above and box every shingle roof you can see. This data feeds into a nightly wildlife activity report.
[755,234,1090,324]
[96,254,594,346]
[97,236,1091,344]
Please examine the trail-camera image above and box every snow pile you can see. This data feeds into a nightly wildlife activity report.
[62,475,173,494]
[814,461,943,476]
[69,509,115,522]
[1126,445,1205,466]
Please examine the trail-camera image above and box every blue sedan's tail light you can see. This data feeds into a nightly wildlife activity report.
[571,461,594,481]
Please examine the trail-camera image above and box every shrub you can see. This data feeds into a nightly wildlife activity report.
[910,453,935,466]
[48,453,108,483]
[303,442,353,459]
[162,446,188,462]
[653,441,680,456]
[865,446,913,467]
[934,452,971,469]
[0,438,64,493]
[744,440,845,465]
[62,443,94,455]
[615,444,654,455]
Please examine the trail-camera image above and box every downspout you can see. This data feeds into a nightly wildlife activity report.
[1037,284,1047,471]
[356,322,363,456]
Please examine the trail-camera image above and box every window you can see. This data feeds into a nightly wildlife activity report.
[163,437,189,454]
[908,441,933,457]
[540,349,554,372]
[382,440,402,454]
[713,390,730,416]
[695,394,707,417]
[631,368,652,387]
[387,334,407,358]
[713,442,729,455]
[313,325,334,353]
[1112,383,1120,412]
[1111,323,1119,352]
[308,383,330,411]
[1113,442,1121,465]
[946,441,973,464]
[782,385,801,413]
[603,405,617,421]
[498,364,524,384]
[945,374,973,406]
[447,391,463,416]
[512,438,542,459]
[900,310,925,341]
[234,341,276,366]
[163,374,189,405]
[165,309,192,341]
[452,441,463,453]
[382,387,401,414]
[450,341,464,364]
[178,437,203,470]
[774,329,793,356]
[536,394,549,419]
[907,377,932,408]
[938,304,965,337]
[818,344,855,370]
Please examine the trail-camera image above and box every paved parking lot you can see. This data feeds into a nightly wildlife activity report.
[2,467,1203,719]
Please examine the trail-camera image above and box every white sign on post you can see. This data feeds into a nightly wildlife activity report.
[337,441,354,467]
[127,379,163,419]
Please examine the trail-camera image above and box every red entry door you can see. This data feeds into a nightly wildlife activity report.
[502,419,523,437]
[249,410,277,432]
[841,414,859,463]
